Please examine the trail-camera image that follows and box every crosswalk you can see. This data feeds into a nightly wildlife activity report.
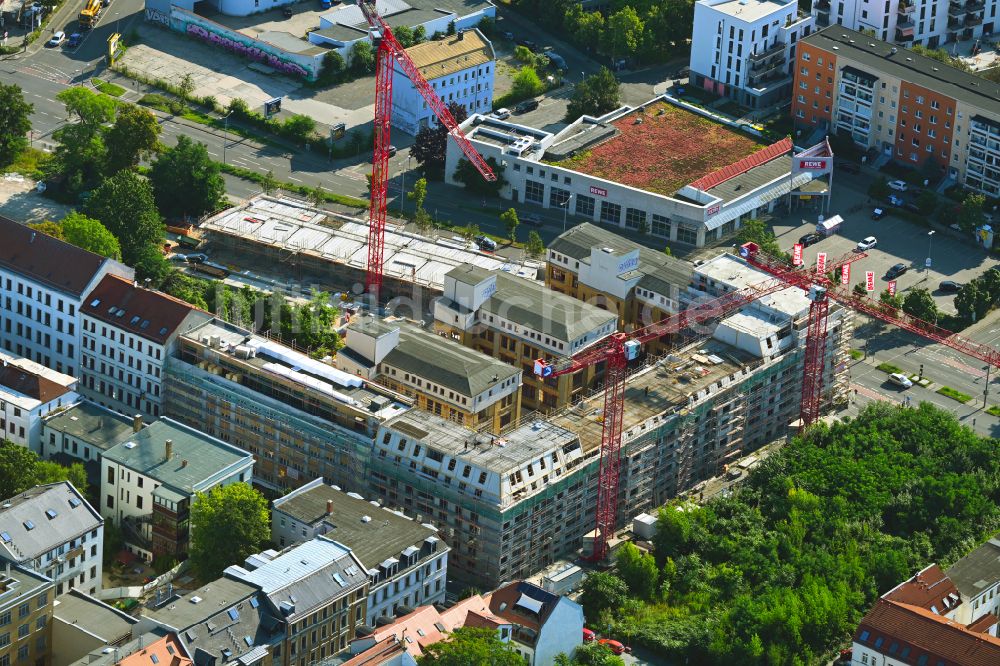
[17,63,73,85]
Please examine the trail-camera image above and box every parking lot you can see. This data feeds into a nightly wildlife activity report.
[769,169,1000,314]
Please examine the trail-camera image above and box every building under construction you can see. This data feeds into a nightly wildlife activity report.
[367,252,853,586]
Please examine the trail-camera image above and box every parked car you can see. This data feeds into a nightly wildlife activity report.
[726,467,743,480]
[388,144,397,157]
[516,38,539,51]
[514,99,539,114]
[522,213,543,227]
[547,52,568,71]
[47,31,65,47]
[582,628,596,643]
[836,161,860,174]
[185,253,209,264]
[491,108,511,120]
[598,639,631,656]
[939,280,962,292]
[871,207,886,220]
[886,263,909,279]
[888,179,909,191]
[887,193,905,207]
[475,235,497,252]
[857,236,878,251]
[889,372,913,388]
[798,232,823,247]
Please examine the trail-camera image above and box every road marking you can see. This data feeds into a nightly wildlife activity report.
[919,348,987,378]
[288,176,302,182]
[851,383,901,405]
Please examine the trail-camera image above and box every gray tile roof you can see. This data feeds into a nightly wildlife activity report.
[549,223,693,296]
[946,535,1000,600]
[349,319,520,398]
[54,589,136,642]
[102,418,254,495]
[224,538,368,621]
[272,483,440,569]
[705,156,791,203]
[803,26,1000,112]
[0,482,102,563]
[41,401,136,452]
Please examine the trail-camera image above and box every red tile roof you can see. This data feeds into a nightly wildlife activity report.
[340,636,408,666]
[81,275,205,345]
[117,633,192,666]
[0,215,126,296]
[856,599,1000,666]
[688,137,794,191]
[0,362,72,403]
[882,564,962,615]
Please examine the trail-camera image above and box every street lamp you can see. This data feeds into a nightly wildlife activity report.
[562,194,574,232]
[222,111,234,165]
[926,230,935,271]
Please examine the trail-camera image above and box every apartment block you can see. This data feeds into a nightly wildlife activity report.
[271,479,448,625]
[163,318,411,493]
[0,354,77,454]
[0,482,103,597]
[0,216,132,377]
[793,26,1000,196]
[433,264,618,414]
[946,534,1000,626]
[336,316,522,434]
[484,581,583,666]
[100,418,254,562]
[691,0,814,108]
[41,402,136,488]
[812,0,997,48]
[80,275,211,421]
[391,29,495,135]
[51,590,137,666]
[0,564,54,666]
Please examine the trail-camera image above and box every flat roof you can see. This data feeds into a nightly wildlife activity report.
[383,410,581,474]
[54,590,136,642]
[102,418,253,494]
[317,0,493,42]
[803,26,1000,112]
[273,483,439,569]
[182,318,411,421]
[0,564,53,613]
[546,337,761,454]
[547,101,768,196]
[693,253,810,318]
[200,196,540,290]
[947,535,1000,600]
[41,401,135,451]
[704,0,796,22]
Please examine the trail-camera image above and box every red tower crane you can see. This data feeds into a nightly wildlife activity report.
[356,0,496,300]
[535,245,1000,562]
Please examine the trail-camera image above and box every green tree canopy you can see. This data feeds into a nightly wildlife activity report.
[868,176,891,200]
[28,221,65,241]
[525,230,545,259]
[579,571,629,619]
[615,541,659,599]
[350,41,375,75]
[408,177,428,212]
[411,102,468,179]
[150,135,227,220]
[957,193,986,232]
[567,68,621,121]
[453,157,505,197]
[61,212,122,260]
[555,643,626,666]
[734,218,783,258]
[603,7,644,58]
[189,482,269,580]
[84,170,164,268]
[0,439,88,499]
[417,627,523,666]
[511,66,544,100]
[104,104,161,174]
[501,208,519,242]
[902,287,938,322]
[0,83,33,167]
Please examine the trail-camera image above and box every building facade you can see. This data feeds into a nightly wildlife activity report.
[163,318,411,494]
[0,354,77,454]
[0,564,54,666]
[484,581,584,666]
[0,216,132,377]
[41,403,136,486]
[812,0,997,48]
[270,479,449,625]
[793,26,1000,196]
[336,317,522,434]
[100,418,254,561]
[392,30,495,136]
[691,0,814,108]
[80,275,211,421]
[433,264,617,414]
[0,482,103,597]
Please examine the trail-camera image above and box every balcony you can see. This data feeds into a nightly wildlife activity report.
[948,1,966,17]
[948,16,962,27]
[896,19,915,33]
[894,30,915,42]
[965,0,985,10]
[814,0,830,8]
[749,40,786,63]
[965,12,983,25]
[897,0,914,14]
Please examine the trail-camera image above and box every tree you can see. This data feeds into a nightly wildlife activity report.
[956,280,990,322]
[734,218,783,258]
[511,66,545,100]
[603,7,643,59]
[957,193,986,233]
[526,230,545,259]
[580,572,629,618]
[868,176,891,200]
[189,482,269,579]
[453,157,505,197]
[0,440,41,500]
[555,643,626,666]
[318,51,346,85]
[567,68,621,121]
[310,185,326,208]
[57,86,117,128]
[418,627,522,666]
[394,25,416,47]
[150,135,227,220]
[411,102,468,179]
[178,73,195,104]
[414,208,433,233]
[615,541,659,599]
[408,177,428,213]
[902,287,938,322]
[54,87,116,188]
[84,170,164,267]
[350,41,375,76]
[879,288,903,311]
[282,114,316,144]
[853,281,870,298]
[261,169,279,195]
[61,212,122,260]
[501,208,519,242]
[0,83,33,166]
[28,221,65,240]
[104,104,162,174]
[35,460,88,495]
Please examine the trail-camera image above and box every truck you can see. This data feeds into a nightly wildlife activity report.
[78,0,102,29]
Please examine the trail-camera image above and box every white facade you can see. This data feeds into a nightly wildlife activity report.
[0,354,78,454]
[81,322,171,421]
[691,0,814,108]
[812,0,997,48]
[391,31,495,136]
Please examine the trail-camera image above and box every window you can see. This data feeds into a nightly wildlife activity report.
[676,225,698,245]
[651,214,671,238]
[549,187,570,208]
[575,194,595,217]
[624,207,646,230]
[524,180,544,203]
[17,604,28,619]
[599,201,621,225]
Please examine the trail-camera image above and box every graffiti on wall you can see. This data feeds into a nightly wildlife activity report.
[185,23,311,78]
[145,8,170,25]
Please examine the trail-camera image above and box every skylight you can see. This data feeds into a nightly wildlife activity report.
[0,532,10,543]
[68,498,81,508]
[332,572,346,587]
[150,654,159,664]
[45,509,57,520]
[130,316,141,325]
[158,327,168,335]
[227,608,240,621]
[23,520,34,531]
[90,299,101,307]
[249,597,259,609]
[140,320,150,329]
[243,637,253,647]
